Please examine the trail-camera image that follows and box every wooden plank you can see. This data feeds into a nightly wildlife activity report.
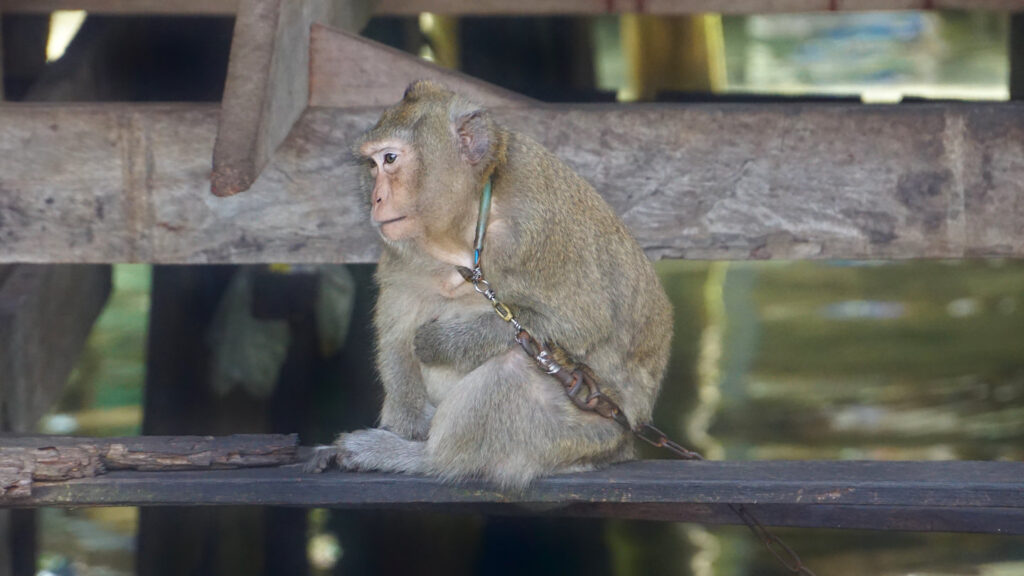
[2,0,240,14]
[0,265,111,432]
[0,435,298,499]
[211,0,372,197]
[558,503,1024,534]
[309,24,532,108]
[1,102,1023,263]
[4,0,1024,14]
[372,0,1024,14]
[3,460,1022,535]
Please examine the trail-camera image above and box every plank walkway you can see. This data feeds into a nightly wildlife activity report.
[6,460,1023,534]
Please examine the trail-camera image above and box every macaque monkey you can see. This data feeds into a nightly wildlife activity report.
[306,81,672,489]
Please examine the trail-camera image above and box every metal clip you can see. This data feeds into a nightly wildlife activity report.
[493,301,513,322]
[535,350,561,375]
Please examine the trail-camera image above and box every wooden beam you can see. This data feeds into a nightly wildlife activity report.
[309,24,532,108]
[372,0,1024,14]
[4,0,1024,14]
[2,0,240,15]
[211,0,372,197]
[1012,14,1024,102]
[1,102,1023,263]
[0,435,298,499]
[0,265,111,432]
[3,460,1022,535]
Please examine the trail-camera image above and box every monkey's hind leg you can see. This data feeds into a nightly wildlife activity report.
[303,428,428,474]
[426,351,628,490]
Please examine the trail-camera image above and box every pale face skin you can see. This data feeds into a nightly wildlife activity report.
[360,139,422,242]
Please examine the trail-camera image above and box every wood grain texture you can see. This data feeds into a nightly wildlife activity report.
[309,24,533,108]
[4,0,1023,14]
[2,102,1023,263]
[1,0,241,14]
[6,460,1023,534]
[0,435,298,500]
[211,0,371,197]
[0,265,111,432]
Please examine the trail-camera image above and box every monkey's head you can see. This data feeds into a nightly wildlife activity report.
[356,81,505,246]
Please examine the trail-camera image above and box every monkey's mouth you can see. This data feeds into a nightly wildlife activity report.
[376,216,407,227]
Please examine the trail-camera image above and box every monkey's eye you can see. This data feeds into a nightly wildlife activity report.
[383,153,397,165]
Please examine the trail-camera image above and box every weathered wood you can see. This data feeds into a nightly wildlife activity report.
[0,435,298,500]
[561,503,1024,534]
[374,0,1024,14]
[211,0,372,197]
[2,0,240,14]
[0,265,111,431]
[4,0,1024,14]
[3,460,1022,534]
[2,102,1023,263]
[309,25,532,108]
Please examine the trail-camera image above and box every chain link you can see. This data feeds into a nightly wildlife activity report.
[462,264,817,576]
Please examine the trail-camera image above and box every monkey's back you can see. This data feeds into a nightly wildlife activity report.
[488,131,673,425]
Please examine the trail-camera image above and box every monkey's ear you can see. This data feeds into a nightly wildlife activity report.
[404,80,447,101]
[454,111,492,166]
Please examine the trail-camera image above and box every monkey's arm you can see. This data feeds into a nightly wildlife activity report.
[413,310,525,373]
[375,289,434,440]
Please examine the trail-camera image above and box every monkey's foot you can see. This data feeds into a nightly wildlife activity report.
[303,445,348,473]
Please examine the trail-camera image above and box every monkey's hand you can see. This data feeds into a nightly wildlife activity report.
[413,314,517,372]
[412,318,447,365]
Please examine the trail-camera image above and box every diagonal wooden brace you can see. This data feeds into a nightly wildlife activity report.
[211,0,532,197]
[211,0,373,197]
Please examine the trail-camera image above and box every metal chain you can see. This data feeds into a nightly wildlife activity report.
[459,263,818,576]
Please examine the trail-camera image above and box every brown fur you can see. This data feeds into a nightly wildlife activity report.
[306,81,673,490]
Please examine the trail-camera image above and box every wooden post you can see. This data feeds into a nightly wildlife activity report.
[138,266,334,575]
[0,265,110,576]
[0,266,112,432]
[1012,13,1024,101]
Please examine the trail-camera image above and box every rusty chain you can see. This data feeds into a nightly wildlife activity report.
[458,263,818,576]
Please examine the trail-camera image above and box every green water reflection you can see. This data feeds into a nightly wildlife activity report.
[643,259,1024,575]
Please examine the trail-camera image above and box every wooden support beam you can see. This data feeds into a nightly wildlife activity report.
[2,102,1023,263]
[2,460,1022,535]
[4,0,1024,14]
[2,0,241,15]
[372,0,1024,14]
[309,25,532,108]
[0,265,111,432]
[211,0,372,197]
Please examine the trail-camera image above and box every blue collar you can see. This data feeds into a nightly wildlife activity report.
[472,179,493,267]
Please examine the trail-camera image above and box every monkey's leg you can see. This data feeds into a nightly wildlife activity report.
[426,351,629,490]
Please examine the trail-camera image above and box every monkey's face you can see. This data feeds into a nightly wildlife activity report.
[356,81,498,253]
[359,138,423,242]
